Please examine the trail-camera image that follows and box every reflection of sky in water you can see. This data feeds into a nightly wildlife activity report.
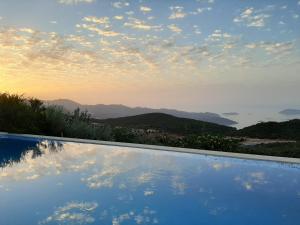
[0,137,300,225]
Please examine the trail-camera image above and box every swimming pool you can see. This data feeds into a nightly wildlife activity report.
[0,134,299,225]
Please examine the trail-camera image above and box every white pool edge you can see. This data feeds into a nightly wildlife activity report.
[1,132,299,164]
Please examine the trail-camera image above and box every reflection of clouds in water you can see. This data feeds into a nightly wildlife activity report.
[0,141,190,198]
[81,167,121,189]
[119,183,127,189]
[198,187,227,216]
[69,159,96,172]
[0,142,144,184]
[212,162,231,171]
[1,138,299,225]
[144,190,155,196]
[40,201,98,225]
[137,172,154,184]
[112,213,131,225]
[109,207,158,225]
[249,172,266,183]
[117,193,134,202]
[243,182,252,190]
[209,206,227,216]
[0,141,99,182]
[171,175,186,195]
[234,171,267,191]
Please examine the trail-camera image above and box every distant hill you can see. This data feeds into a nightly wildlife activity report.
[45,99,237,126]
[237,119,300,140]
[223,112,239,116]
[97,113,236,136]
[279,109,300,116]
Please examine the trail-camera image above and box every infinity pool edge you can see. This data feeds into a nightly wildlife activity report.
[1,132,299,164]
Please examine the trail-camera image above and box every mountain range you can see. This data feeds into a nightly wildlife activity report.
[45,99,237,126]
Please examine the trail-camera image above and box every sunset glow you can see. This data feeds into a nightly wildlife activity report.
[0,0,299,111]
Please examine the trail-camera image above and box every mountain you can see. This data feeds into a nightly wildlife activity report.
[45,99,237,126]
[223,112,239,116]
[279,109,300,116]
[237,119,300,140]
[98,113,236,136]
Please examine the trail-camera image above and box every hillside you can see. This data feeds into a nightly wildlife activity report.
[46,99,237,126]
[97,113,236,136]
[237,119,300,140]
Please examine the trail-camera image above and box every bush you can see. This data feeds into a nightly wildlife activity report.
[0,93,107,140]
[236,142,300,158]
[182,134,241,151]
[44,106,68,136]
[0,93,45,134]
[112,127,137,142]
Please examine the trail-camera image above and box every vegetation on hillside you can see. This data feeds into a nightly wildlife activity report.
[1,93,299,158]
[97,113,236,136]
[235,142,300,158]
[236,120,300,140]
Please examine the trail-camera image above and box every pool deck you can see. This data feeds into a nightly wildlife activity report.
[0,132,299,164]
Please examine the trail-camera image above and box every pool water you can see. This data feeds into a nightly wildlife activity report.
[0,136,299,225]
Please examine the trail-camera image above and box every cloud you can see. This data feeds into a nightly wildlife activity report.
[196,0,215,3]
[245,41,294,57]
[262,42,294,55]
[168,24,182,33]
[206,29,233,42]
[19,28,36,34]
[293,14,299,19]
[169,6,186,19]
[66,34,94,48]
[83,16,110,24]
[190,7,212,15]
[140,6,152,13]
[57,0,95,5]
[280,5,287,10]
[114,15,124,20]
[76,23,120,36]
[112,1,129,9]
[124,18,161,31]
[234,7,270,28]
[125,11,134,15]
[193,25,202,35]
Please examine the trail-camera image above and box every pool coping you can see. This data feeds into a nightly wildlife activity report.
[1,132,300,164]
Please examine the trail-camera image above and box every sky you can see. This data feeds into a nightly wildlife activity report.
[0,0,299,113]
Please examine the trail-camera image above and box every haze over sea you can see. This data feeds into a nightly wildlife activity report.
[222,107,300,129]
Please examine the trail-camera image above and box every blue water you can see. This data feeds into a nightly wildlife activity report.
[0,136,299,225]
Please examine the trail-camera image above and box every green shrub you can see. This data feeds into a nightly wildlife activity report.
[44,106,68,136]
[182,134,241,151]
[0,93,45,133]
